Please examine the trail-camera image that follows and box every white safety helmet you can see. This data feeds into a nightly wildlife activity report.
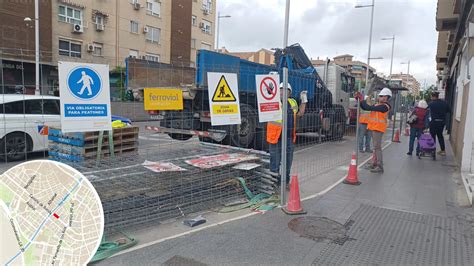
[379,87,392,98]
[417,100,428,109]
[279,82,292,92]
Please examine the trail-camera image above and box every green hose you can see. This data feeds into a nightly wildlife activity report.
[218,177,278,213]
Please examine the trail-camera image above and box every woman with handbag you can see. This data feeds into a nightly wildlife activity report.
[406,100,429,156]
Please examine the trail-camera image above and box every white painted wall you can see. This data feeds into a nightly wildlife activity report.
[461,58,474,173]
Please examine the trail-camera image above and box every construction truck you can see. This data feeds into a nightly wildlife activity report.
[155,44,347,151]
[315,62,355,125]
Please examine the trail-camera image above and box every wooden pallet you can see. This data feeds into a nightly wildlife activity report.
[48,127,139,147]
[49,142,138,157]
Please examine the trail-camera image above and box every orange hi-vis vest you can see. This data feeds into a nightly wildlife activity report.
[359,110,370,124]
[367,103,390,133]
[266,98,298,144]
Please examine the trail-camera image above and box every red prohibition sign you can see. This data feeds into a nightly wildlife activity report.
[260,77,278,101]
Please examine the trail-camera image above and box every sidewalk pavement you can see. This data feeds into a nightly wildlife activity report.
[97,136,474,265]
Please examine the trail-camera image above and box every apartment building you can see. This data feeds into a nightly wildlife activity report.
[435,0,473,203]
[388,73,421,95]
[191,0,216,67]
[52,0,171,67]
[1,0,216,94]
[219,48,275,65]
[0,0,53,94]
[312,54,376,91]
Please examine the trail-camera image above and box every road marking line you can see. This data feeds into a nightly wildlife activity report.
[110,142,393,258]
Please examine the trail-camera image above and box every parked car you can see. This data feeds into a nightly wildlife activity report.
[1,95,61,161]
[0,95,131,161]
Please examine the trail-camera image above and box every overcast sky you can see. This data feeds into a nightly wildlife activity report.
[217,0,438,87]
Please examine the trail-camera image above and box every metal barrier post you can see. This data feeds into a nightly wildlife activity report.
[280,0,290,205]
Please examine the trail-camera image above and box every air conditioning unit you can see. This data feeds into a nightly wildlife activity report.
[73,24,83,33]
[87,44,94,52]
[133,2,141,10]
[96,23,105,31]
[199,22,205,29]
[203,9,210,15]
[143,26,149,33]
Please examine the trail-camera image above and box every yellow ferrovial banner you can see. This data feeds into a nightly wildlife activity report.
[144,88,184,110]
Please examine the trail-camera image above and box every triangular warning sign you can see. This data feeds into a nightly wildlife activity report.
[212,75,236,102]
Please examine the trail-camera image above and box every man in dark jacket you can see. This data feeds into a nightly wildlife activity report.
[428,92,451,156]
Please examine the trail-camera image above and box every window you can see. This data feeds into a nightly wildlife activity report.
[59,39,81,58]
[129,0,139,3]
[145,53,160,62]
[201,42,212,51]
[93,43,103,56]
[0,101,24,114]
[95,14,104,26]
[191,38,196,49]
[58,5,82,25]
[146,0,161,16]
[192,15,197,26]
[145,26,160,43]
[130,21,139,33]
[202,20,212,34]
[129,49,139,58]
[25,100,43,114]
[43,100,60,115]
[202,0,212,13]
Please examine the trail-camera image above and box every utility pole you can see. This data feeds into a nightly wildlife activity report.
[280,0,290,205]
[354,0,375,164]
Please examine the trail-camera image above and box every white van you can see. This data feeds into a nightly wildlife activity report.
[0,95,61,161]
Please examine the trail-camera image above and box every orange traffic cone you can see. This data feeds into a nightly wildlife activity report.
[393,129,401,143]
[343,153,361,185]
[404,127,410,136]
[282,175,307,215]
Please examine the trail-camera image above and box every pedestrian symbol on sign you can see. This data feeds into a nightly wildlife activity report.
[212,75,236,102]
[67,67,102,100]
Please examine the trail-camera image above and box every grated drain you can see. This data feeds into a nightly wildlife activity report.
[313,205,474,265]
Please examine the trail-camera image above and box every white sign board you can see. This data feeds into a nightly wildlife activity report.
[255,74,281,122]
[207,72,241,126]
[58,61,112,133]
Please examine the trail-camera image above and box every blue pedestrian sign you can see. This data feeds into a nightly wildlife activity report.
[67,67,102,100]
[58,62,112,133]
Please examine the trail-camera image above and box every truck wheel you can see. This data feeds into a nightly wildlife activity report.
[0,132,32,161]
[229,104,256,148]
[168,133,193,141]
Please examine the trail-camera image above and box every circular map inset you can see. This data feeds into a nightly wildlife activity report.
[0,160,104,265]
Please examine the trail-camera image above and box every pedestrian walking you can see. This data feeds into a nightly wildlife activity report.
[358,96,372,153]
[267,83,307,189]
[406,100,429,156]
[428,91,451,156]
[355,88,392,173]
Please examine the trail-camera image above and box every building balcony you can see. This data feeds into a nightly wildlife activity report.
[436,0,459,31]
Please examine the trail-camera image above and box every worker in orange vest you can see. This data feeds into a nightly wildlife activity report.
[267,83,307,189]
[358,96,372,153]
[355,87,392,173]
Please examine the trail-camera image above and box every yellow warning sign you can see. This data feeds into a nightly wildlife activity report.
[212,104,239,115]
[212,75,237,102]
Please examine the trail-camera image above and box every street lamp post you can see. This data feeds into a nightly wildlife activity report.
[400,61,411,134]
[355,0,375,164]
[24,0,40,95]
[216,12,231,51]
[381,35,395,80]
